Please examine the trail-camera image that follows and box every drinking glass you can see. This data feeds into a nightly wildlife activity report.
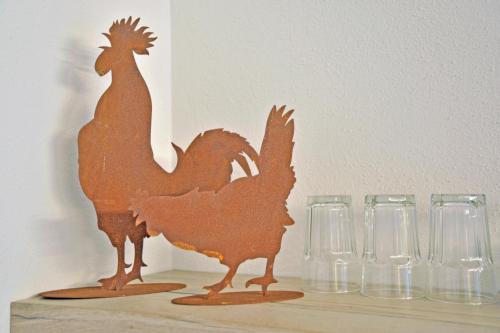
[361,194,424,299]
[303,195,360,293]
[427,194,497,304]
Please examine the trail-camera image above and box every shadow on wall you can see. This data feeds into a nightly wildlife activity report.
[54,39,96,215]
[32,39,113,289]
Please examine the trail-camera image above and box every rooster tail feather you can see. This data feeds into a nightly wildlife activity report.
[234,153,252,177]
[239,140,260,173]
[171,143,185,168]
[182,129,259,183]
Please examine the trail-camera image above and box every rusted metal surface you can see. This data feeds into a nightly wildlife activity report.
[75,17,258,293]
[40,283,186,299]
[172,290,304,306]
[131,106,302,303]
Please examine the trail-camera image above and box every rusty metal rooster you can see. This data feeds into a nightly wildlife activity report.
[130,106,302,304]
[77,17,258,291]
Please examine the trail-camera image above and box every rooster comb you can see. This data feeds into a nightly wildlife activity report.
[103,17,157,55]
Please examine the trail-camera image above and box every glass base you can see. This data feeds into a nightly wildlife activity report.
[303,281,360,294]
[361,287,425,299]
[426,292,497,305]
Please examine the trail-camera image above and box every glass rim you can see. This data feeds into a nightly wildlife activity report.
[431,194,486,206]
[364,194,415,205]
[307,195,352,205]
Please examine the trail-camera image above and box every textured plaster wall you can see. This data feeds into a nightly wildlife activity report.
[0,1,172,331]
[170,0,500,281]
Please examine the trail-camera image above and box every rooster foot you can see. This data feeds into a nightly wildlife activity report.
[98,270,128,290]
[245,276,277,295]
[125,269,144,284]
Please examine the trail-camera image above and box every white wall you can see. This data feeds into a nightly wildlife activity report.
[170,0,500,282]
[0,1,172,331]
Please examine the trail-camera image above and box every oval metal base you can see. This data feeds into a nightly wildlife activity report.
[172,290,304,305]
[40,282,186,299]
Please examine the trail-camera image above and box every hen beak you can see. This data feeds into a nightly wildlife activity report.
[147,227,161,237]
[95,68,107,76]
[135,216,145,226]
[130,207,160,236]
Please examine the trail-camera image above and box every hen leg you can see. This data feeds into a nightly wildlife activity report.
[245,255,278,295]
[97,213,129,290]
[203,264,239,297]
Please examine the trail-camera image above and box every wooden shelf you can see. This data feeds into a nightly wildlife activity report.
[11,270,500,332]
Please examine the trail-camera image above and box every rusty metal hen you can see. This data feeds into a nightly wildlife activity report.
[131,106,296,297]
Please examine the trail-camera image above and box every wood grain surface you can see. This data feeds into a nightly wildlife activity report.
[11,270,500,333]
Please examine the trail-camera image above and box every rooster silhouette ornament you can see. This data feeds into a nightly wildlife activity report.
[39,17,260,299]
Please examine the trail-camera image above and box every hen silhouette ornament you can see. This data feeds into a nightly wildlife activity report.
[40,17,261,299]
[131,106,304,305]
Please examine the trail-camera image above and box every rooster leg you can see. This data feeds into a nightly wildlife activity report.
[203,264,239,297]
[96,213,129,290]
[124,224,148,284]
[98,241,128,290]
[245,255,278,295]
[123,239,144,283]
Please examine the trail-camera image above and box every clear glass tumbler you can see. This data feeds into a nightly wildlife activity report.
[361,194,424,299]
[427,194,497,304]
[303,195,360,293]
